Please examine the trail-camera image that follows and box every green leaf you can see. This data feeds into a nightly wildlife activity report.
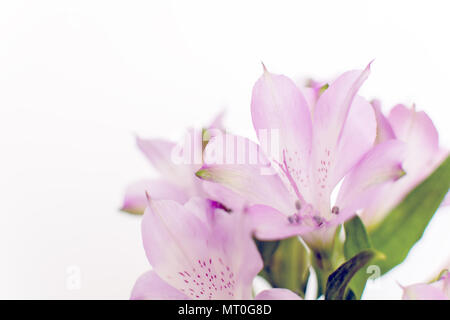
[345,289,356,300]
[256,237,311,297]
[344,215,372,259]
[311,227,345,298]
[325,250,377,300]
[330,225,345,267]
[254,239,280,268]
[312,263,325,299]
[343,215,373,299]
[370,156,450,274]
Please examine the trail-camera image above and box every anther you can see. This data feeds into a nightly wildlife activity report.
[288,214,301,224]
[295,200,302,211]
[313,215,324,227]
[331,206,339,215]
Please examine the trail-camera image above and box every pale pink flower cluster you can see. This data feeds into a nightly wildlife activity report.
[123,63,449,300]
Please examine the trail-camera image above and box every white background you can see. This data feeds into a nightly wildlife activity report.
[0,0,449,299]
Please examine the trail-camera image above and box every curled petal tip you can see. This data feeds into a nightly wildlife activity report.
[261,61,268,73]
[397,281,405,290]
[131,132,141,142]
[135,134,145,145]
[363,60,374,74]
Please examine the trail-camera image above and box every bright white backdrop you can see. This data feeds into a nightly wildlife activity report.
[0,0,449,299]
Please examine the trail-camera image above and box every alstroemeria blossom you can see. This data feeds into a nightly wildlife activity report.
[121,113,224,214]
[360,101,449,228]
[402,271,450,300]
[196,64,406,249]
[131,196,301,300]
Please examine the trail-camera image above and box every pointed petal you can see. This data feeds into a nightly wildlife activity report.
[137,137,178,177]
[197,133,296,214]
[333,95,377,187]
[311,65,373,210]
[131,271,190,300]
[121,179,189,214]
[335,140,407,225]
[371,99,396,143]
[137,136,201,189]
[255,288,302,300]
[142,197,262,299]
[208,109,226,131]
[313,65,371,144]
[142,198,209,277]
[251,69,313,200]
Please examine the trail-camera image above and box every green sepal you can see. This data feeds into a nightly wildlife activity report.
[325,249,381,300]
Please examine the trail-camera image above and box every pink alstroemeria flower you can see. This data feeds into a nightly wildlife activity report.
[121,113,224,214]
[131,196,301,300]
[196,64,406,250]
[360,101,449,228]
[402,271,450,300]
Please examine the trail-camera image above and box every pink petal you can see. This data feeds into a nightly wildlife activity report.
[200,180,248,213]
[388,104,439,173]
[247,204,338,249]
[197,133,296,214]
[333,95,377,188]
[251,67,313,201]
[137,136,201,189]
[299,86,319,114]
[311,64,372,211]
[137,137,178,177]
[255,288,303,300]
[313,65,371,144]
[361,148,449,227]
[131,270,190,300]
[121,179,189,214]
[360,106,446,227]
[142,197,262,300]
[335,140,407,225]
[402,283,448,300]
[183,196,232,227]
[246,205,314,241]
[212,207,263,299]
[207,109,226,131]
[142,198,208,276]
[371,99,396,143]
[442,192,450,206]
